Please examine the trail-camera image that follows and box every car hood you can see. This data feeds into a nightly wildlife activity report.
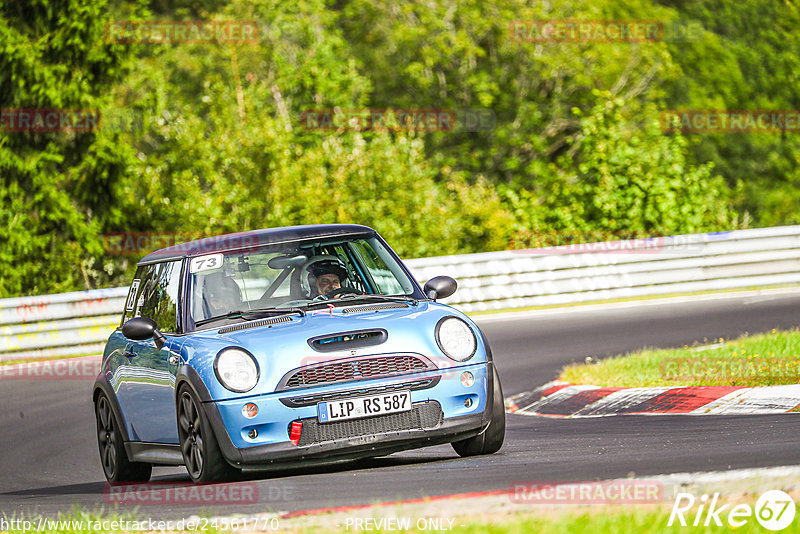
[181,301,484,400]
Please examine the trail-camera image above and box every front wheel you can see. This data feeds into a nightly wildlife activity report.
[177,386,239,482]
[95,392,152,483]
[452,368,506,457]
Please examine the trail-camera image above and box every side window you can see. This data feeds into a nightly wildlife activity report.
[121,274,143,326]
[120,261,182,333]
[140,261,181,333]
[349,241,406,294]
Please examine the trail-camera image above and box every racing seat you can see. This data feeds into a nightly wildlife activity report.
[200,271,243,319]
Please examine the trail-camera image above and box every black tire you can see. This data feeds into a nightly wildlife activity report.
[95,393,152,483]
[177,385,239,483]
[452,367,506,457]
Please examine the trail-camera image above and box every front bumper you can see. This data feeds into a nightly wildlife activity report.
[201,361,494,469]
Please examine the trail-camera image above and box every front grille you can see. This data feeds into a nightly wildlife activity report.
[295,401,443,446]
[280,377,440,407]
[342,303,408,314]
[218,315,292,333]
[279,354,434,390]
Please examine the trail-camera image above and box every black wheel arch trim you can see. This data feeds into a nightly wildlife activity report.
[176,364,213,402]
[92,376,133,444]
[471,359,498,437]
[477,328,494,362]
[175,364,243,465]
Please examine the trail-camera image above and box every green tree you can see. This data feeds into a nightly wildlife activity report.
[662,0,800,227]
[8,0,800,298]
[104,0,513,266]
[0,0,133,296]
[505,95,736,247]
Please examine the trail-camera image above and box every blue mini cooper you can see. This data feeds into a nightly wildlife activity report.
[93,224,504,482]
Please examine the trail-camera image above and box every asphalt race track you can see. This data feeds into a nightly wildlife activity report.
[2,290,800,520]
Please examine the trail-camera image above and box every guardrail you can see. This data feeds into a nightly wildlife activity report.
[0,288,128,361]
[2,226,800,361]
[422,225,800,312]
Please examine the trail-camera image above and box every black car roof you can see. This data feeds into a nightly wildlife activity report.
[138,224,377,265]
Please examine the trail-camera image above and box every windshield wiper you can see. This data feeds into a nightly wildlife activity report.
[307,294,418,308]
[195,307,306,327]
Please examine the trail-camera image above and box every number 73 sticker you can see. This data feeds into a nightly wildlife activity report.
[190,253,224,274]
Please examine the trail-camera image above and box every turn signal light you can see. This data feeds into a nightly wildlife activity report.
[460,371,474,387]
[242,403,258,419]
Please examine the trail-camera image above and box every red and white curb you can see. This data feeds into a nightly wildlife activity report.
[505,380,800,417]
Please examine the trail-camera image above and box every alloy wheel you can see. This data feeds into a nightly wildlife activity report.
[179,392,204,479]
[96,396,117,479]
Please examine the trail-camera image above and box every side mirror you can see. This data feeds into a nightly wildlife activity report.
[423,276,457,300]
[122,317,167,349]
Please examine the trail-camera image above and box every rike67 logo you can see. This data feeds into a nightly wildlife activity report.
[669,490,796,531]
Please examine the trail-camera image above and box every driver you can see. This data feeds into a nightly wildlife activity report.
[309,261,348,298]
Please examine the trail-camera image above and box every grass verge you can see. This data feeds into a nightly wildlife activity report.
[560,328,800,387]
[415,509,797,534]
[294,508,799,533]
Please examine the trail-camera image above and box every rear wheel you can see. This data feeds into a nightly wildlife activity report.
[95,393,152,483]
[452,368,506,457]
[177,386,239,482]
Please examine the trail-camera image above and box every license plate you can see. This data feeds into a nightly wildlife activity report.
[317,391,411,423]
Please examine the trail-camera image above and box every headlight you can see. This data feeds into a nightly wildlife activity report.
[436,317,477,361]
[214,348,259,393]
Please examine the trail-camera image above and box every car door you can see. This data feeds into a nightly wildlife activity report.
[116,260,183,444]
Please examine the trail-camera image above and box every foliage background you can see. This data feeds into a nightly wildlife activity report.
[1,0,796,297]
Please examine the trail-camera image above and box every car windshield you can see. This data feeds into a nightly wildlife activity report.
[187,236,420,329]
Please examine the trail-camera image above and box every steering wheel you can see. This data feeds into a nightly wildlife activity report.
[314,287,363,301]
